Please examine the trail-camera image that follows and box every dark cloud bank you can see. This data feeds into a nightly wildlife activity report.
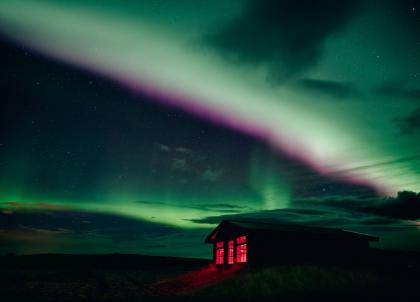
[377,83,420,103]
[296,79,359,100]
[207,0,360,81]
[1,191,419,255]
[191,191,420,228]
[297,191,420,220]
[395,107,420,134]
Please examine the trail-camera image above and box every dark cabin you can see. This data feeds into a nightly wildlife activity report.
[205,220,379,266]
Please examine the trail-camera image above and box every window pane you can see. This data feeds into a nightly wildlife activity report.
[228,240,234,264]
[236,236,246,244]
[216,247,224,264]
[236,243,247,263]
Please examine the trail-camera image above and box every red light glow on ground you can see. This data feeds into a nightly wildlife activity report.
[146,264,241,296]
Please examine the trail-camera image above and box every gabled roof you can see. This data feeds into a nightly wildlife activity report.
[205,219,379,243]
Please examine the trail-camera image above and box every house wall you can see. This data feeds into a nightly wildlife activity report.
[211,228,372,266]
[249,233,371,265]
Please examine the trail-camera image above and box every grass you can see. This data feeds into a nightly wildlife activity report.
[189,265,394,301]
[0,268,174,302]
[1,251,418,302]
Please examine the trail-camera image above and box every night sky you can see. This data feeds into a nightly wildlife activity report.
[0,0,420,257]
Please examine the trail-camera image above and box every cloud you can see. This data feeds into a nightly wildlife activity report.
[136,200,252,213]
[364,191,420,220]
[0,201,69,211]
[18,225,73,235]
[200,203,253,213]
[206,0,360,81]
[187,206,405,233]
[158,144,171,152]
[201,203,249,210]
[296,78,359,100]
[188,207,335,225]
[0,209,180,246]
[174,147,192,154]
[200,168,224,182]
[394,107,420,134]
[135,200,167,206]
[157,143,193,154]
[172,158,188,170]
[377,82,420,102]
[297,191,420,220]
[189,191,420,235]
[179,178,189,185]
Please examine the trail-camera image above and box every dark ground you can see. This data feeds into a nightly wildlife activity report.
[0,249,419,302]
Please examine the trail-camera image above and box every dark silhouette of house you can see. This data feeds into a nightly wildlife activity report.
[205,219,379,266]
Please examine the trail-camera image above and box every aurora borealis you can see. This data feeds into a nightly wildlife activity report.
[0,0,420,257]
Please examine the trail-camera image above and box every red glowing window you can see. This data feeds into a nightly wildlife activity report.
[228,240,234,264]
[236,235,246,244]
[215,241,224,264]
[236,236,247,263]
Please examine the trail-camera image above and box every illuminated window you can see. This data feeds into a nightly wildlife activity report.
[228,240,234,264]
[236,235,246,244]
[236,236,247,263]
[215,241,224,264]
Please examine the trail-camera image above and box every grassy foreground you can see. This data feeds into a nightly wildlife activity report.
[0,252,418,301]
[191,265,396,302]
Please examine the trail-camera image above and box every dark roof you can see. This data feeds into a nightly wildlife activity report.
[205,219,379,243]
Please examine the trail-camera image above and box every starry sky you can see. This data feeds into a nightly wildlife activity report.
[0,0,420,257]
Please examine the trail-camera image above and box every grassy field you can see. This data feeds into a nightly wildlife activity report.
[192,265,397,302]
[0,252,418,301]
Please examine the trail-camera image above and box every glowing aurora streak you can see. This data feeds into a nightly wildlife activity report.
[0,1,419,223]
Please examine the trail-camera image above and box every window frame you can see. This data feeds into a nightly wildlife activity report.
[215,241,224,265]
[227,240,234,264]
[236,235,247,263]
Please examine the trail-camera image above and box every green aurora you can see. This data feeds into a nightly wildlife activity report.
[0,0,419,256]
